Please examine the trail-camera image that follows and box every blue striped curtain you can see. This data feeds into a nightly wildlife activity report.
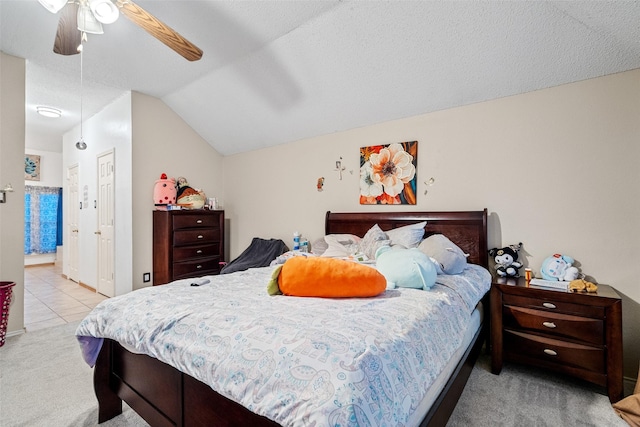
[24,186,63,255]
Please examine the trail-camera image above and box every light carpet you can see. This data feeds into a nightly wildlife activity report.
[0,321,627,426]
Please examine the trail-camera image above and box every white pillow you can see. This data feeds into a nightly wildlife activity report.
[311,238,328,255]
[386,221,427,248]
[321,234,361,257]
[359,224,391,259]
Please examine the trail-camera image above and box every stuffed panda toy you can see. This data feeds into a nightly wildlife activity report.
[489,243,523,278]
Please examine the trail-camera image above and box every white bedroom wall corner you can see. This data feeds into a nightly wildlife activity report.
[130,92,224,290]
[0,52,26,334]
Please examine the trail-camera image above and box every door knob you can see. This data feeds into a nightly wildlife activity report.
[94,231,102,235]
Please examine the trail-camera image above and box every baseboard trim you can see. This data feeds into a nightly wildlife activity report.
[5,328,26,339]
[24,262,55,268]
[623,376,638,397]
[78,281,96,292]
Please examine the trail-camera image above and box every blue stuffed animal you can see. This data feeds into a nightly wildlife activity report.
[540,254,580,281]
[375,246,437,290]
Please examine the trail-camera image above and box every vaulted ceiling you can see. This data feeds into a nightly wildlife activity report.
[2,1,639,156]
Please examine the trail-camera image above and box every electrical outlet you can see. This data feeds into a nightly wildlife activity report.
[143,272,151,283]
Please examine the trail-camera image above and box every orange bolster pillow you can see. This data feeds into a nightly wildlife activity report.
[275,256,386,298]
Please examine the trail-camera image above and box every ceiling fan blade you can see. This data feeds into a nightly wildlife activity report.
[115,0,203,61]
[53,2,82,56]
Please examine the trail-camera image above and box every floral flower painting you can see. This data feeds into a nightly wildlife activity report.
[360,141,417,205]
[25,154,41,181]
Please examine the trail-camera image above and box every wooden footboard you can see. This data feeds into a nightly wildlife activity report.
[95,338,280,427]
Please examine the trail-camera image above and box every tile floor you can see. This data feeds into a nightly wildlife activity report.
[24,264,107,331]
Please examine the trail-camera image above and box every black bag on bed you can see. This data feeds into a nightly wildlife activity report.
[220,237,289,274]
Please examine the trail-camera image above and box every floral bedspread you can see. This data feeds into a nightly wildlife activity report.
[76,264,490,427]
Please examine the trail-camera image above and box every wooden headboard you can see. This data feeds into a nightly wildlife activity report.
[325,209,488,268]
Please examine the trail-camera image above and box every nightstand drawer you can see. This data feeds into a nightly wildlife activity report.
[504,329,604,373]
[173,258,220,279]
[503,293,604,318]
[173,214,218,230]
[173,228,221,246]
[503,305,603,345]
[173,244,219,262]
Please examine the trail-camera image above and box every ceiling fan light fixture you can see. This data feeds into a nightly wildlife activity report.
[38,0,67,14]
[89,0,119,24]
[77,3,104,34]
[36,106,62,118]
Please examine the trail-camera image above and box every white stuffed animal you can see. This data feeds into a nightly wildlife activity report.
[540,254,579,281]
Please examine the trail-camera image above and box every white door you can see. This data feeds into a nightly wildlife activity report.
[67,164,80,283]
[97,150,115,297]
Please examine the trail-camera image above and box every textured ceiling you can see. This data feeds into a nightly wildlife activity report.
[1,1,639,155]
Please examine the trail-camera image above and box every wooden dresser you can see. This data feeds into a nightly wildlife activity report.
[152,210,225,286]
[491,277,623,402]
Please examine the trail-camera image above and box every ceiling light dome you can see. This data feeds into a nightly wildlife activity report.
[36,106,62,118]
[89,0,119,24]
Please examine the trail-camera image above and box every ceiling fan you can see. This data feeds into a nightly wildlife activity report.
[38,0,203,61]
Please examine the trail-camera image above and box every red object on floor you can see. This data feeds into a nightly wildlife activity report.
[0,281,16,347]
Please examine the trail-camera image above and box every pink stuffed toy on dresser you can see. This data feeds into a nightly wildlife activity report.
[153,173,176,205]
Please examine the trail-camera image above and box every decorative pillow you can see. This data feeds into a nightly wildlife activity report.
[418,234,468,275]
[267,257,386,298]
[321,234,361,258]
[375,246,437,290]
[386,221,427,248]
[359,224,391,259]
[310,238,328,255]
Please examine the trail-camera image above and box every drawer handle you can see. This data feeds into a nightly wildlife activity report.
[196,265,202,269]
[197,235,204,239]
[196,219,203,224]
[196,250,203,254]
[543,349,557,356]
[542,302,556,309]
[542,321,556,329]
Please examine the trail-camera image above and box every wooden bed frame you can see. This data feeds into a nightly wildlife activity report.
[94,209,489,427]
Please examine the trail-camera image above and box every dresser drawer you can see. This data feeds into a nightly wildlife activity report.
[173,228,221,246]
[503,293,604,318]
[173,258,220,279]
[503,305,603,345]
[504,329,604,373]
[173,214,218,230]
[173,244,219,262]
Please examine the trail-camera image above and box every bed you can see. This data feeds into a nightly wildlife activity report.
[79,209,490,427]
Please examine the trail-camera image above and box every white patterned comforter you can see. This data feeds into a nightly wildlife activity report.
[76,264,490,427]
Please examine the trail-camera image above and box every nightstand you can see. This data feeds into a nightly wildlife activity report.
[490,277,623,403]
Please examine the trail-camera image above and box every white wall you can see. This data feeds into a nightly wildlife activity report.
[0,52,26,334]
[223,69,640,379]
[131,92,225,290]
[62,92,133,296]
